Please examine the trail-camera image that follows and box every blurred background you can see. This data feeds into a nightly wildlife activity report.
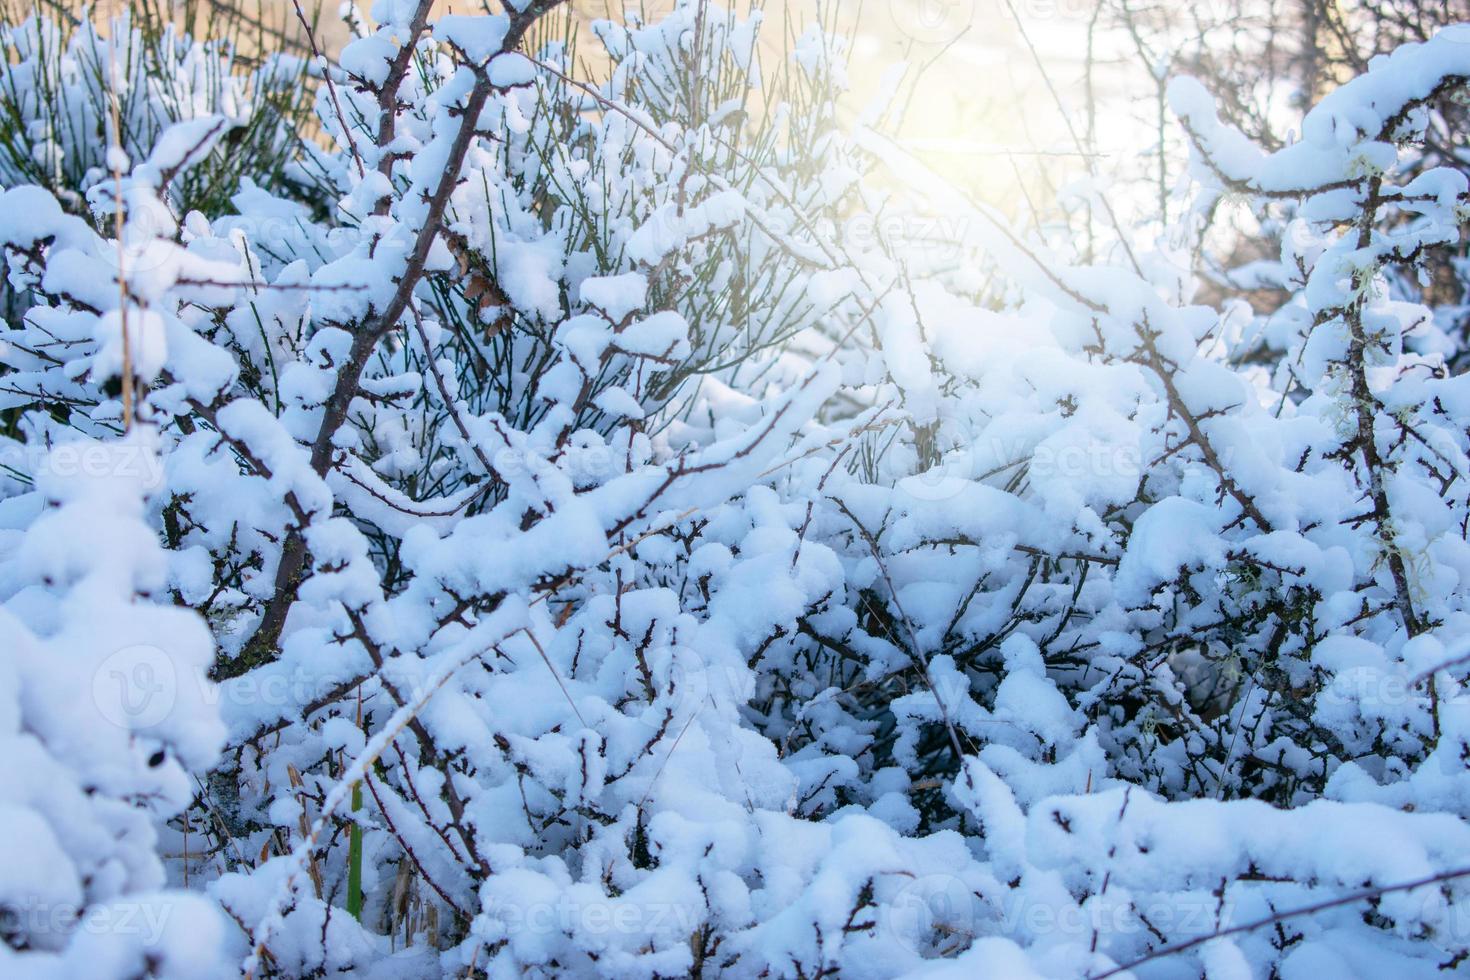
[18,0,1470,255]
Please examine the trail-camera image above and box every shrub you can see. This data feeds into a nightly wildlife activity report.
[2,2,1470,977]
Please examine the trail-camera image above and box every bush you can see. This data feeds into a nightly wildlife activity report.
[2,1,1470,977]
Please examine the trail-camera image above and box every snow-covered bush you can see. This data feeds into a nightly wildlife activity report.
[0,7,310,221]
[0,429,231,978]
[3,0,1470,976]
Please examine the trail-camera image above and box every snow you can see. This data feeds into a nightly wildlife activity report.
[2,3,1470,978]
[580,273,649,321]
[433,15,510,64]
